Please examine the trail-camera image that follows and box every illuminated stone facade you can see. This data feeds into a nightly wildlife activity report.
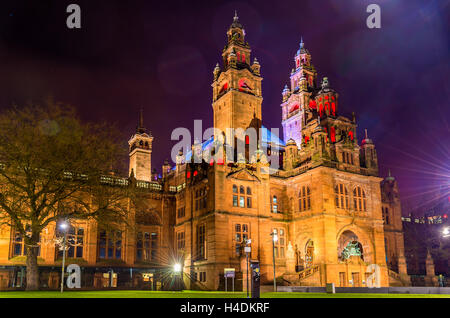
[0,13,410,291]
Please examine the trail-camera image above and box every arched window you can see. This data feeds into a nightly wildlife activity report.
[233,185,252,208]
[353,187,367,211]
[335,184,349,209]
[272,196,278,213]
[299,186,311,211]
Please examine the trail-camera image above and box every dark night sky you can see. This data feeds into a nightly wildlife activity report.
[0,0,448,213]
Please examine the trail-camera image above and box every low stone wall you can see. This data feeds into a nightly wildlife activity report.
[277,286,450,294]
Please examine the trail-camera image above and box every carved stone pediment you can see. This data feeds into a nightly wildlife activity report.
[226,168,260,182]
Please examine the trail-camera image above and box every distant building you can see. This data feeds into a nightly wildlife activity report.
[401,197,449,284]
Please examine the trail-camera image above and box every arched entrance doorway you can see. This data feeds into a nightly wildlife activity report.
[338,230,364,262]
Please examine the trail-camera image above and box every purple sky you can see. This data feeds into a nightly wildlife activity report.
[0,0,448,213]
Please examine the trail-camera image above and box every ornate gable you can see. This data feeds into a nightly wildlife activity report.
[226,168,260,182]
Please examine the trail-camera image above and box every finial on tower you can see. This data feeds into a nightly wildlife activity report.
[365,129,368,139]
[137,107,147,134]
[300,36,304,48]
[230,10,243,28]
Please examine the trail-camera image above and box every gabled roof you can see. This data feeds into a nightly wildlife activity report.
[226,168,260,182]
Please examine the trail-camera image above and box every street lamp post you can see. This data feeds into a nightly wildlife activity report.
[244,239,251,298]
[59,220,69,293]
[270,231,278,292]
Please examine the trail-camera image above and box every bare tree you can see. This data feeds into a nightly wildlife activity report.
[0,100,133,290]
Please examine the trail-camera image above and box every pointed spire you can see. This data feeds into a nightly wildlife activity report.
[386,168,395,181]
[362,128,373,145]
[136,107,149,134]
[296,36,309,55]
[230,10,243,28]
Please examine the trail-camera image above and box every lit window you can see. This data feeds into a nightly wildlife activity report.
[335,184,349,209]
[272,196,278,213]
[353,187,367,212]
[299,186,311,211]
[234,223,249,256]
[272,228,286,258]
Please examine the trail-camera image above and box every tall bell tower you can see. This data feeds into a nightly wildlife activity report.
[281,38,317,148]
[128,108,153,181]
[212,12,263,141]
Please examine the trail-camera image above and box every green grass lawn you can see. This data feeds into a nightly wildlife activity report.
[0,290,448,298]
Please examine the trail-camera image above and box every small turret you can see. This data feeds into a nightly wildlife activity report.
[162,159,171,178]
[283,138,298,170]
[282,84,290,102]
[213,63,221,80]
[251,57,260,75]
[360,129,378,175]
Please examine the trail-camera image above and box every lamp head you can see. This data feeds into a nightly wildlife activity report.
[173,263,182,273]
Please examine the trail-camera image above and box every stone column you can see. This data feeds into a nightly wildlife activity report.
[286,242,296,273]
[240,256,249,293]
[397,253,411,285]
[425,251,438,287]
[283,242,298,284]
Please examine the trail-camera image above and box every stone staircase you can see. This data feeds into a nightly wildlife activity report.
[388,269,410,287]
[283,265,321,286]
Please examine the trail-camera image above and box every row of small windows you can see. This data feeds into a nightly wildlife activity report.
[233,224,287,258]
[334,184,367,211]
[194,271,207,282]
[233,185,252,208]
[12,226,158,262]
[342,152,354,165]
